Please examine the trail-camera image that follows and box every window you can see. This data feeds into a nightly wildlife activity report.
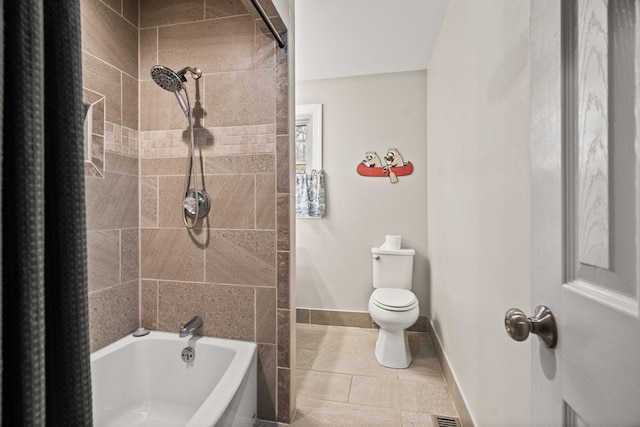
[295,104,323,172]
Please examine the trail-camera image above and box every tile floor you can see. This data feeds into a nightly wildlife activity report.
[290,324,458,426]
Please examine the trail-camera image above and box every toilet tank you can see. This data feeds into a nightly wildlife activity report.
[371,247,415,289]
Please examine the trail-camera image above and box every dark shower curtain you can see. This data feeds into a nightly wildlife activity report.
[1,0,93,425]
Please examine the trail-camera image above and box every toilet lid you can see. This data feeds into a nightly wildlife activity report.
[371,288,418,311]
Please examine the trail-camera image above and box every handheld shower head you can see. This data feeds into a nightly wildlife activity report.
[150,65,197,118]
[173,91,189,118]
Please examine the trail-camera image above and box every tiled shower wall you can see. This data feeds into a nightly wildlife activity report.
[81,0,292,423]
[81,0,141,351]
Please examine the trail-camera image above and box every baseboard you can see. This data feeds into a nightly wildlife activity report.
[296,308,429,332]
[427,319,475,427]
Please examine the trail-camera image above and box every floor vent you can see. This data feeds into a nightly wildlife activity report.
[432,415,462,427]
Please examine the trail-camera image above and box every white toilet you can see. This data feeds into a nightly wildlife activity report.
[368,235,419,369]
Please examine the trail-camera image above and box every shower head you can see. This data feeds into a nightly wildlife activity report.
[150,65,185,92]
[151,64,200,118]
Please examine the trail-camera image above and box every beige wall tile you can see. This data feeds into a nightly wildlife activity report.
[141,228,204,281]
[257,0,278,18]
[277,309,290,367]
[204,68,276,127]
[205,0,249,19]
[275,37,287,78]
[157,281,255,340]
[105,151,138,176]
[140,80,191,131]
[141,176,158,227]
[85,173,138,230]
[122,73,139,130]
[82,53,122,125]
[158,17,255,75]
[102,0,122,13]
[141,156,187,175]
[277,367,291,423]
[277,251,289,309]
[275,76,288,135]
[276,193,289,250]
[203,174,255,229]
[139,28,158,81]
[141,280,158,330]
[256,287,277,344]
[123,0,138,26]
[254,28,277,72]
[276,135,288,193]
[205,230,276,286]
[204,154,275,174]
[81,0,137,77]
[256,174,276,229]
[88,281,139,352]
[157,175,190,228]
[258,343,277,420]
[87,230,120,292]
[140,0,204,28]
[121,228,139,283]
[297,370,351,403]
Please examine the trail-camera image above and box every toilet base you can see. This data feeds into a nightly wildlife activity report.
[374,328,412,369]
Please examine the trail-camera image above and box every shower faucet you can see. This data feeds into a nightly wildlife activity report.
[179,316,203,338]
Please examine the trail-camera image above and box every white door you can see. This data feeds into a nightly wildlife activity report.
[528,1,640,426]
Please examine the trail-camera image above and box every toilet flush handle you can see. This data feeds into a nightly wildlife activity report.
[372,255,380,260]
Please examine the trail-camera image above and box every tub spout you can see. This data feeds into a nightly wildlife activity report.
[179,316,203,338]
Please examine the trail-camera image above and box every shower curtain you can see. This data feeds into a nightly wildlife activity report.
[296,170,326,218]
[1,1,93,425]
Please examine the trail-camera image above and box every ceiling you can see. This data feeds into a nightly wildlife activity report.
[294,0,449,81]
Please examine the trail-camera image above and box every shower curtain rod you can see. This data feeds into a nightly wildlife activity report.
[250,0,286,48]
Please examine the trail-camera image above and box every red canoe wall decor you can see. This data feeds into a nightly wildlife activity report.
[357,148,413,183]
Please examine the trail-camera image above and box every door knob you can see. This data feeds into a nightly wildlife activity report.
[504,305,557,348]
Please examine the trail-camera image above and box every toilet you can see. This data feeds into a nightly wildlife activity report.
[368,235,419,369]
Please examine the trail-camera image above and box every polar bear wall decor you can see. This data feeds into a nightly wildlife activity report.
[356,148,413,184]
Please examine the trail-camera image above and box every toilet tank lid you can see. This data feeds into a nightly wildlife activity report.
[371,247,415,255]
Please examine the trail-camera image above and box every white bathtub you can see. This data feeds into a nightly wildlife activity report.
[90,331,257,427]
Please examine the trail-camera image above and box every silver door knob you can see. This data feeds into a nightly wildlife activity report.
[504,305,557,348]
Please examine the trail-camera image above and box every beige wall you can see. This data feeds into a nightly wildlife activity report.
[81,0,140,352]
[81,0,293,423]
[295,71,429,315]
[426,0,532,425]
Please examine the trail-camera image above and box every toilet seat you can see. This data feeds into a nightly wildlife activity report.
[371,288,418,312]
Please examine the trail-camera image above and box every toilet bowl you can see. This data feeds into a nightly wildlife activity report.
[368,235,418,369]
[369,288,419,368]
